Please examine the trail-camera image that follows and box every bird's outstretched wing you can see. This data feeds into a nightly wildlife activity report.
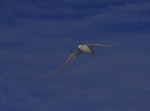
[58,49,81,74]
[87,44,114,47]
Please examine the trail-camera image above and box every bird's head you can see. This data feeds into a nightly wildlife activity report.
[78,45,83,49]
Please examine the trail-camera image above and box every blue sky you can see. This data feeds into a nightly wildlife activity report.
[0,0,150,111]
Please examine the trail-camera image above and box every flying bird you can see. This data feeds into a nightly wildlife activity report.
[58,44,113,74]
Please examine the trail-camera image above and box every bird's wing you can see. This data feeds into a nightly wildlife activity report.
[87,44,114,47]
[58,49,81,74]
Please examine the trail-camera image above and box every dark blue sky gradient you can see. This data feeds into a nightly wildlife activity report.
[0,0,150,111]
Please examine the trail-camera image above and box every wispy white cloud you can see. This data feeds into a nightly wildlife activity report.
[1,0,149,20]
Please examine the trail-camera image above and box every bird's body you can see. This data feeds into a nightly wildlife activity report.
[78,45,95,54]
[58,44,113,74]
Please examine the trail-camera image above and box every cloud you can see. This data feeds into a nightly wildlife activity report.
[1,0,149,20]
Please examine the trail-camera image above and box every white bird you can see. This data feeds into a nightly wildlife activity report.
[58,44,113,74]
